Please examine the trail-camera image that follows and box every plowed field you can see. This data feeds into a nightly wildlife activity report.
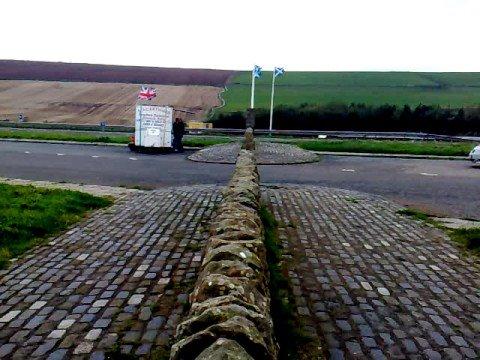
[0,80,223,125]
[0,60,236,124]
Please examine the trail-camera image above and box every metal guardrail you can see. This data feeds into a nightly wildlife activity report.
[0,121,135,133]
[0,121,473,142]
[188,129,470,142]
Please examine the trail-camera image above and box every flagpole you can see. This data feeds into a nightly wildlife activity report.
[250,71,255,109]
[269,70,276,132]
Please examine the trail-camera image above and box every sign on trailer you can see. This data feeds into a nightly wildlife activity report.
[135,105,173,148]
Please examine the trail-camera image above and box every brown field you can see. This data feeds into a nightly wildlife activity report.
[0,80,223,125]
[0,60,236,125]
[0,60,235,87]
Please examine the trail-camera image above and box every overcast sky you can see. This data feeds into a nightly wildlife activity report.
[2,0,479,71]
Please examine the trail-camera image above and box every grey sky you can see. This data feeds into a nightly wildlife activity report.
[2,0,479,71]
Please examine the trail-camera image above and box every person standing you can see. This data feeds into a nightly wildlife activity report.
[172,117,185,152]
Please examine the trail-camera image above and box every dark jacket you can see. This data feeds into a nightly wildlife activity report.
[173,121,185,137]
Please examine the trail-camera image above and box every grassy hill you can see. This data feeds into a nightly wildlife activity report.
[220,72,480,113]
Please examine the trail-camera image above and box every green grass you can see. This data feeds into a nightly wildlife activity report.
[221,71,480,113]
[1,128,474,156]
[398,208,480,255]
[289,139,475,156]
[397,208,433,223]
[182,136,232,147]
[0,129,233,147]
[0,129,129,144]
[0,183,112,269]
[450,228,480,254]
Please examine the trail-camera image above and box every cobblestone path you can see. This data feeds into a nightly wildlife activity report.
[2,182,479,359]
[0,185,221,359]
[188,141,320,165]
[265,185,480,360]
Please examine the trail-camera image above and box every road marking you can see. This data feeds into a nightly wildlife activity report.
[129,157,138,161]
[420,172,438,177]
[24,151,30,154]
[56,153,65,156]
[342,169,355,172]
[91,155,100,158]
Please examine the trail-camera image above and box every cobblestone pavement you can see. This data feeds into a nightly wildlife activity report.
[0,185,221,359]
[188,142,241,164]
[188,141,320,165]
[264,184,480,360]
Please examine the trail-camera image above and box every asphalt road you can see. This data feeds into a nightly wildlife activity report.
[1,141,478,219]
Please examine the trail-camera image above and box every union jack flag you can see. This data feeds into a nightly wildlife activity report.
[138,86,157,100]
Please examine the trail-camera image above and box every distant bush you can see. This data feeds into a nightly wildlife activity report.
[212,103,480,135]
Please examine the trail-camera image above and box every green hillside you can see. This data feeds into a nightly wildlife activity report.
[220,72,480,113]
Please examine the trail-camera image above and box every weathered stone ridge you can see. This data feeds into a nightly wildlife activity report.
[170,130,278,359]
[243,128,255,151]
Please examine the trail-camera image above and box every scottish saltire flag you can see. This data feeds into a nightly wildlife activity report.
[138,86,157,100]
[252,65,262,79]
[274,67,285,77]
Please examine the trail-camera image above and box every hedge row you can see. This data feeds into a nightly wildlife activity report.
[212,104,480,135]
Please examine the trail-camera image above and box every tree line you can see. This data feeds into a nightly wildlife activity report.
[212,103,480,135]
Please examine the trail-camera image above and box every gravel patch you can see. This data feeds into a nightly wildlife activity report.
[432,217,480,229]
[0,177,139,199]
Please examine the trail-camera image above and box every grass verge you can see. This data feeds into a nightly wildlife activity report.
[259,204,320,360]
[397,208,480,255]
[449,228,480,254]
[292,139,474,157]
[0,129,232,148]
[397,208,434,223]
[0,183,112,269]
[182,136,232,147]
[1,128,474,156]
[0,129,130,144]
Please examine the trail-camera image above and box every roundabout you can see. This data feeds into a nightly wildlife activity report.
[188,141,321,165]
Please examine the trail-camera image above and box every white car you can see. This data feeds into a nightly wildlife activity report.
[469,145,480,164]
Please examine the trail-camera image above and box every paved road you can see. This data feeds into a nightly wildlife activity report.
[262,156,480,220]
[0,141,233,188]
[0,141,478,219]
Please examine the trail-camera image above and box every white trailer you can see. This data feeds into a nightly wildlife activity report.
[130,105,173,152]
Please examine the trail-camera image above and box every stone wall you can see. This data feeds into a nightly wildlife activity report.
[170,130,278,359]
[243,127,255,151]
